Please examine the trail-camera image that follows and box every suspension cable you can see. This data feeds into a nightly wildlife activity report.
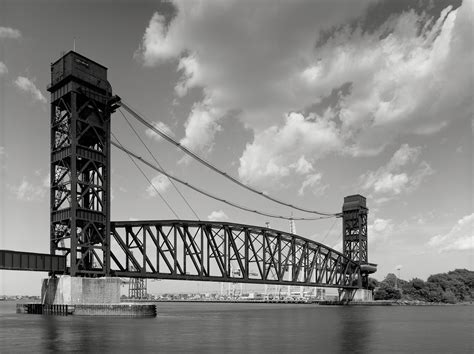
[321,217,338,244]
[119,100,341,217]
[111,133,180,219]
[111,140,335,221]
[118,108,201,220]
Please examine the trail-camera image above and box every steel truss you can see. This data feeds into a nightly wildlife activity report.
[109,221,362,289]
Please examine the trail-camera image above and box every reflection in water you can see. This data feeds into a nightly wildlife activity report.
[42,316,59,352]
[338,307,371,353]
[1,302,472,353]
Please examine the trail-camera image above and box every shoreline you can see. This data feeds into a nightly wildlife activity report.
[120,299,473,306]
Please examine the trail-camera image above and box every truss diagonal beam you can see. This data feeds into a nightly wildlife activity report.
[109,220,361,289]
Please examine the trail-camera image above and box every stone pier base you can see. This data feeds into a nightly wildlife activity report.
[340,288,374,302]
[41,276,121,305]
[352,289,374,302]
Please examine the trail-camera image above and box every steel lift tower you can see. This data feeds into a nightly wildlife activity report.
[342,195,375,291]
[48,51,119,277]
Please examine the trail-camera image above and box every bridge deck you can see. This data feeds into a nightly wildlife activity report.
[0,250,66,273]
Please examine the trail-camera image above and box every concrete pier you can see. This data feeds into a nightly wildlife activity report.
[38,276,156,317]
[339,288,374,302]
[352,289,374,302]
[41,276,121,305]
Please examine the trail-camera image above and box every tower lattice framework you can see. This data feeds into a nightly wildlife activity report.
[48,51,118,276]
[342,195,368,287]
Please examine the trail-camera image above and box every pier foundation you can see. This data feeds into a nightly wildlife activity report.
[41,276,121,305]
[340,288,374,302]
[37,276,156,316]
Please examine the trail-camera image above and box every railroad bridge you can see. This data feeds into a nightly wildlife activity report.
[0,51,376,302]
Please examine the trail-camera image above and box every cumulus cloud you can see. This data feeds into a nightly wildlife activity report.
[360,144,434,200]
[428,214,474,252]
[136,1,471,187]
[307,2,473,153]
[368,218,394,244]
[145,120,175,141]
[0,62,7,76]
[14,76,47,103]
[179,101,222,155]
[10,176,47,201]
[290,156,314,175]
[298,173,329,197]
[135,12,181,65]
[238,111,342,185]
[0,26,21,39]
[146,173,171,197]
[136,1,372,161]
[207,210,229,222]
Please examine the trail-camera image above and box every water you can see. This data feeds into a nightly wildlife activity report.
[1,302,472,353]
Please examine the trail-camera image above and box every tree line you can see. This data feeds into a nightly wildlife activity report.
[369,269,474,303]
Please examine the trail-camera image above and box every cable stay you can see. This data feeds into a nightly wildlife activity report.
[111,133,180,220]
[118,108,201,220]
[119,100,341,217]
[111,139,335,221]
[321,217,338,244]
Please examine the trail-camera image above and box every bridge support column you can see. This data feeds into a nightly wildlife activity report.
[41,276,121,305]
[339,288,374,302]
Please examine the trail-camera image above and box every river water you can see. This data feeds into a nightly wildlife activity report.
[0,302,472,353]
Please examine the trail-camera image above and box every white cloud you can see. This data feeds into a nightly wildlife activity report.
[428,214,474,252]
[0,62,7,76]
[238,111,342,185]
[368,218,394,244]
[207,210,229,222]
[136,1,471,187]
[290,156,314,175]
[136,1,372,162]
[307,3,473,153]
[146,173,171,197]
[145,121,175,141]
[361,144,434,199]
[135,12,182,65]
[0,26,21,39]
[14,76,47,103]
[10,177,47,201]
[179,101,222,157]
[298,173,329,197]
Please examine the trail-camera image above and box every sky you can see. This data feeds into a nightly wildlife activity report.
[0,0,472,295]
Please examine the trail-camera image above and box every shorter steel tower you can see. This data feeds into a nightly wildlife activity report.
[342,195,369,287]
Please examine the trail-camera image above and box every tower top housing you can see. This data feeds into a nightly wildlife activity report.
[48,51,109,94]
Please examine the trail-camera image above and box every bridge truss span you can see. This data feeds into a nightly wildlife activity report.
[109,220,362,289]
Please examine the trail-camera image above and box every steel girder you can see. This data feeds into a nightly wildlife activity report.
[109,220,361,289]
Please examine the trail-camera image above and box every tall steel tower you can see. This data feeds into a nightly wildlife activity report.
[342,194,369,287]
[48,51,119,277]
